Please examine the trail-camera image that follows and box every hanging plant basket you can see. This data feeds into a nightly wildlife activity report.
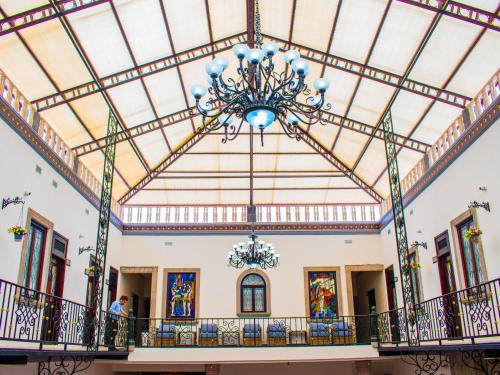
[465,227,482,244]
[84,267,95,277]
[7,226,28,242]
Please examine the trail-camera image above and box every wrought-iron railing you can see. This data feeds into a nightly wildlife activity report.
[0,70,122,219]
[122,203,381,225]
[0,278,128,350]
[132,315,374,347]
[377,277,500,346]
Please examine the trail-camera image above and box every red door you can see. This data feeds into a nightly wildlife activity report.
[435,231,461,338]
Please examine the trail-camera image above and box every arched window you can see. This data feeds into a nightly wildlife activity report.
[241,273,266,313]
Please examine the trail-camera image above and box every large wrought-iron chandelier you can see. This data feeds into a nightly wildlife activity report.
[190,0,331,146]
[228,231,280,269]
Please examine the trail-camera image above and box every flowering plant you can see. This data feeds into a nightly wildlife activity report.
[7,226,28,235]
[464,227,482,241]
[409,261,421,269]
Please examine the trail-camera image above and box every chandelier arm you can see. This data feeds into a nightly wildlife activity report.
[276,115,301,141]
[210,81,241,104]
[282,97,326,115]
[196,97,245,119]
[272,71,300,97]
[260,59,275,100]
[216,75,240,94]
[221,116,245,143]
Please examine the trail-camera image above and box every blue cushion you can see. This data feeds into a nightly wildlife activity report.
[159,324,175,333]
[200,332,218,338]
[332,330,352,336]
[243,324,261,333]
[331,321,349,331]
[157,332,175,339]
[200,323,218,333]
[310,323,329,337]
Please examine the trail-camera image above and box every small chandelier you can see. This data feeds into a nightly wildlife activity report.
[190,0,331,146]
[228,232,280,269]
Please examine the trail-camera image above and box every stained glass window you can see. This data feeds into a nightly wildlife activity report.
[22,221,46,290]
[458,218,484,287]
[241,274,266,313]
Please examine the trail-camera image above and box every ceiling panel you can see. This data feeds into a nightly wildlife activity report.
[67,3,133,77]
[107,81,156,127]
[114,0,173,65]
[260,0,293,41]
[162,0,210,52]
[208,0,246,40]
[329,0,389,62]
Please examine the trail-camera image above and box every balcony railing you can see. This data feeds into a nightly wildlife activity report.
[122,204,381,225]
[377,277,500,346]
[0,278,128,351]
[382,69,500,214]
[0,69,122,219]
[133,315,374,348]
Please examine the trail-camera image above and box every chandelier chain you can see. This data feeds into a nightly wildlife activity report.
[255,0,262,46]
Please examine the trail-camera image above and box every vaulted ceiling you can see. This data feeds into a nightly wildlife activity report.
[1,0,498,205]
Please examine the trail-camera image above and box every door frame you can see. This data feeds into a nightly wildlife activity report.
[345,264,384,316]
[120,266,158,319]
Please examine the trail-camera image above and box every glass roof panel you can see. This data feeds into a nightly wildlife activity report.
[106,81,156,127]
[162,0,210,52]
[114,0,173,65]
[67,4,133,77]
[208,0,246,40]
[329,0,389,62]
[260,0,293,41]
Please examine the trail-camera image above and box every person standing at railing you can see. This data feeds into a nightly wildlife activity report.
[105,295,128,350]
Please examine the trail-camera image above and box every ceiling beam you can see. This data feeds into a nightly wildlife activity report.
[0,0,110,37]
[31,32,247,112]
[48,0,151,174]
[295,127,383,203]
[263,34,470,108]
[118,119,217,204]
[350,0,449,171]
[72,104,429,156]
[154,174,345,180]
[247,0,255,47]
[396,0,500,32]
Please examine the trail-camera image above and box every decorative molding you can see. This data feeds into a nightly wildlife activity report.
[0,97,123,230]
[122,222,381,234]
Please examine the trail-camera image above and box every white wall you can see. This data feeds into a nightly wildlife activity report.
[380,119,500,304]
[0,115,122,307]
[119,233,383,318]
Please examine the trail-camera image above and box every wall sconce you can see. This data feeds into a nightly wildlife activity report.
[478,186,487,192]
[78,246,95,255]
[411,241,427,250]
[468,201,490,212]
[2,192,31,210]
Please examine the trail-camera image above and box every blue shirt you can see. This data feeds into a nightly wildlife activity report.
[110,300,124,317]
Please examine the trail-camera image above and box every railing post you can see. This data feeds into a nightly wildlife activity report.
[128,308,135,352]
[370,306,378,347]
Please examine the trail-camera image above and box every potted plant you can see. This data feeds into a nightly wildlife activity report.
[7,226,28,242]
[465,226,482,243]
[409,261,421,270]
[84,266,96,277]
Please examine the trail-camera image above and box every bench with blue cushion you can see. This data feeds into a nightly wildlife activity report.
[243,323,262,346]
[155,323,176,346]
[267,323,287,346]
[198,323,218,346]
[309,322,331,345]
[331,320,354,344]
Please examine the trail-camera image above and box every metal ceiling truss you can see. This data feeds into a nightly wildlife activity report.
[262,34,470,108]
[72,105,428,157]
[396,0,500,32]
[0,0,110,37]
[118,119,216,204]
[295,127,383,203]
[143,187,362,192]
[31,33,247,112]
[351,0,450,171]
[48,0,152,173]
